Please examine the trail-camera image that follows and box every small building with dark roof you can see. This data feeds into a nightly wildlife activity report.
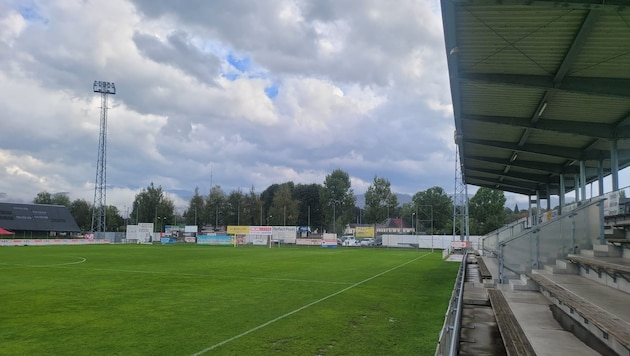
[0,202,81,237]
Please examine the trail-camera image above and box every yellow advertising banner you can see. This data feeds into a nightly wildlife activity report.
[355,226,375,238]
[227,225,250,234]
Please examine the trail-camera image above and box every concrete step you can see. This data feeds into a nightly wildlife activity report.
[527,269,630,355]
[544,259,579,275]
[497,285,601,356]
[593,243,622,257]
[580,248,610,258]
[509,274,539,291]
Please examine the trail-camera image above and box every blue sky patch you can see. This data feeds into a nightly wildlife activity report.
[227,53,251,72]
[265,83,279,99]
[15,1,48,24]
[221,72,240,81]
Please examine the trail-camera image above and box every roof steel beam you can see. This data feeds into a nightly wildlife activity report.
[465,174,542,193]
[554,10,600,84]
[465,155,581,175]
[470,167,553,184]
[449,0,629,11]
[464,139,584,160]
[460,74,630,99]
[464,114,618,139]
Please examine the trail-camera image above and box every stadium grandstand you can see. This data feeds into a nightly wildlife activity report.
[0,202,81,238]
[437,1,630,355]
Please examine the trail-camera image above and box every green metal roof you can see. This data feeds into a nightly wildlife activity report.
[442,0,630,197]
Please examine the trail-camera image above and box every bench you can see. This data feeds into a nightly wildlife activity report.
[605,238,630,248]
[526,272,630,351]
[487,289,536,356]
[566,255,630,283]
[476,257,493,280]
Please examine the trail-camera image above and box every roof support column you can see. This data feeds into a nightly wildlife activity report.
[536,190,541,224]
[546,184,551,211]
[574,174,580,203]
[597,159,604,197]
[580,160,587,202]
[528,195,533,227]
[611,140,619,192]
[559,174,565,215]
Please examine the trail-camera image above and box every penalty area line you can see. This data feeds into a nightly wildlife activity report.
[0,256,87,268]
[191,251,432,355]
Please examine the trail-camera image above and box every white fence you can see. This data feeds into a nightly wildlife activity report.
[381,235,480,250]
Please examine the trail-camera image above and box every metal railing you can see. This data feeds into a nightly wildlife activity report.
[481,217,528,254]
[498,198,604,282]
[482,186,630,256]
[435,250,468,356]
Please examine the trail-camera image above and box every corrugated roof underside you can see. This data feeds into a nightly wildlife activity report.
[456,7,587,75]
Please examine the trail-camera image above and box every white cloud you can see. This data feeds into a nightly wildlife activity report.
[0,0,462,212]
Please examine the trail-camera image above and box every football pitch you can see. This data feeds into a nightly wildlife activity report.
[0,244,459,355]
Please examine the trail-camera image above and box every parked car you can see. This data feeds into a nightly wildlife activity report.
[374,237,382,246]
[338,235,353,246]
[360,238,375,246]
[343,238,360,246]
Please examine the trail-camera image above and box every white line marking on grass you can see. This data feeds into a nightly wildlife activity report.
[0,256,87,268]
[29,266,354,285]
[191,252,432,355]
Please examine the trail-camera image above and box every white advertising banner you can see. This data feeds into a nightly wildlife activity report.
[250,226,273,235]
[272,226,297,243]
[185,225,198,233]
[126,223,154,243]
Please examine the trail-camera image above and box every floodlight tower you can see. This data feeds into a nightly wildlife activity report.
[91,81,116,237]
[453,131,469,242]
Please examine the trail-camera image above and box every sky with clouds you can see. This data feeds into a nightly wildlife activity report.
[0,0,474,212]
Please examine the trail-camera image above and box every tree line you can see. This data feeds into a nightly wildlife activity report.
[33,169,519,236]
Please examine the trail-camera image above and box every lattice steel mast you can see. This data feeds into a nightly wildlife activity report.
[453,131,469,241]
[91,81,116,237]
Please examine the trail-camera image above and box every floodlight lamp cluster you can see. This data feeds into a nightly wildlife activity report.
[93,80,116,94]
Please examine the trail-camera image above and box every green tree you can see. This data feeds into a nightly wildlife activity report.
[293,183,323,229]
[183,187,204,228]
[69,199,92,232]
[410,186,453,234]
[241,186,262,226]
[225,188,246,226]
[106,205,124,232]
[364,176,398,224]
[320,169,356,235]
[260,183,286,223]
[33,191,52,204]
[205,186,226,230]
[269,183,299,226]
[469,187,507,235]
[34,191,71,207]
[52,193,71,207]
[130,183,175,231]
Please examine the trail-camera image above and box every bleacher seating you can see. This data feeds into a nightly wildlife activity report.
[566,254,630,283]
[475,256,492,280]
[526,271,630,354]
[487,289,536,356]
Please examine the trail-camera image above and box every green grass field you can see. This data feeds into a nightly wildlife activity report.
[0,244,459,355]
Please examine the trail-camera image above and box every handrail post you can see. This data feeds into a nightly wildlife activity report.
[533,228,539,271]
[597,201,606,245]
[498,244,504,284]
[571,217,576,254]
